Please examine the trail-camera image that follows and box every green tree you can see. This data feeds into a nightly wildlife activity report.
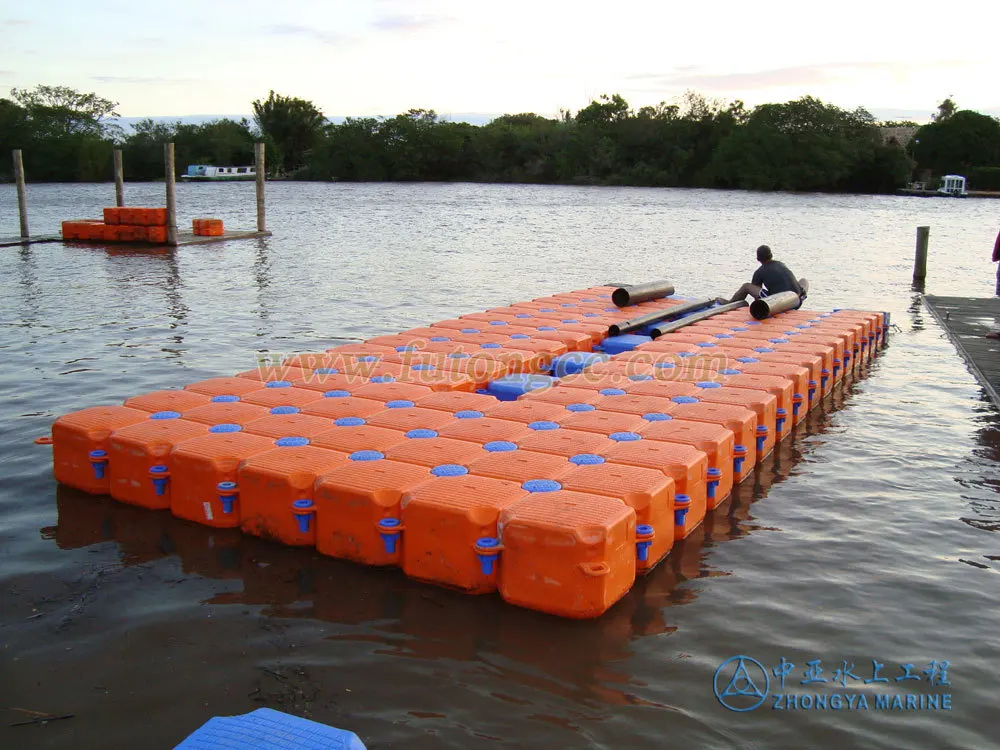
[252,90,325,175]
[909,110,1000,175]
[932,97,957,122]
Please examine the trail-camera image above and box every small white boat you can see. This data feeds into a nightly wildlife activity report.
[937,174,968,197]
[181,165,256,181]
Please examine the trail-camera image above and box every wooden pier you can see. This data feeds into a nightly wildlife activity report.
[924,295,1000,407]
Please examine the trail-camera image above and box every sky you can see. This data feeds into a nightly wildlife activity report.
[1,0,997,122]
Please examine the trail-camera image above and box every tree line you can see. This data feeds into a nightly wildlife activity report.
[1,85,998,193]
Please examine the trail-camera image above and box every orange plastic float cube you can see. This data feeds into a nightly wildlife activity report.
[287,370,364,394]
[603,436,708,540]
[385,434,490,468]
[518,386,604,408]
[179,400,269,427]
[483,398,566,425]
[169,426,276,527]
[184,377,269,398]
[467,449,573,484]
[237,365,313,383]
[300,394,387,421]
[243,413,340,440]
[314,455,433,565]
[399,468,526,593]
[106,413,208,509]
[238,439,347,546]
[435,416,532,445]
[147,226,168,244]
[51,405,150,494]
[365,405,457,433]
[497,490,637,619]
[240,383,325,410]
[103,207,121,225]
[415,389,499,415]
[351,380,434,404]
[513,427,615,458]
[124,389,210,414]
[556,408,647,436]
[557,455,675,571]
[639,418,734,508]
[683,384,778,455]
[666,400,758,480]
[311,423,409,455]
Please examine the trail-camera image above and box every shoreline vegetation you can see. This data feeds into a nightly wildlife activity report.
[1,86,999,194]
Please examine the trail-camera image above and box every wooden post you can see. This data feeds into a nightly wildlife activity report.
[113,149,125,207]
[255,142,266,232]
[13,149,29,238]
[913,226,929,281]
[164,142,178,246]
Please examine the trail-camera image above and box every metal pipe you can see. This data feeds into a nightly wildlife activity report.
[612,280,676,307]
[649,300,748,338]
[607,297,716,337]
[749,291,802,320]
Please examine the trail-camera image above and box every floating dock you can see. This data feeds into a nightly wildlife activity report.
[44,287,888,619]
[924,295,1000,407]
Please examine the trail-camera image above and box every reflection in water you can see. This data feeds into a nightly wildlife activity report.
[253,238,273,325]
[41,368,873,713]
[15,245,40,327]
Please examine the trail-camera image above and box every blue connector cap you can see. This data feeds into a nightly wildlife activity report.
[270,405,299,415]
[776,408,787,433]
[756,425,768,453]
[292,499,315,533]
[707,468,722,499]
[89,449,108,479]
[569,453,605,465]
[211,394,240,403]
[149,465,169,496]
[217,481,237,514]
[475,536,501,576]
[636,524,654,562]
[405,429,438,439]
[378,517,402,555]
[674,494,691,526]
[484,440,518,453]
[642,412,671,422]
[265,381,292,389]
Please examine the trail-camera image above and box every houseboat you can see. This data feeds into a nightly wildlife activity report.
[937,174,968,197]
[181,165,256,181]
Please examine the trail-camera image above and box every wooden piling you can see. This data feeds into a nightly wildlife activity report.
[113,149,125,207]
[165,142,178,246]
[255,142,266,232]
[913,226,930,281]
[13,149,29,238]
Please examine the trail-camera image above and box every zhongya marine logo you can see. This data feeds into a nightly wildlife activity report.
[713,655,770,712]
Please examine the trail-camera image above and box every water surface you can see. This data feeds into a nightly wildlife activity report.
[0,183,997,748]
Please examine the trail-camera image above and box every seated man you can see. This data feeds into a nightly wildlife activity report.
[726,245,809,304]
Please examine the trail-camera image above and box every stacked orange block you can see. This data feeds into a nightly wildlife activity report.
[193,218,224,237]
[62,207,168,244]
[46,286,889,619]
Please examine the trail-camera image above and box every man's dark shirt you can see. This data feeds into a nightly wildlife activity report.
[752,260,802,297]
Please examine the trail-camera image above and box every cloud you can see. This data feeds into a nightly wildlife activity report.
[0,19,30,27]
[372,14,439,32]
[93,75,197,85]
[263,23,346,46]
[625,61,974,92]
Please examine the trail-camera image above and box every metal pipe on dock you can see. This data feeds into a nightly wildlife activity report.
[649,300,748,338]
[607,297,716,337]
[612,280,676,307]
[749,291,802,320]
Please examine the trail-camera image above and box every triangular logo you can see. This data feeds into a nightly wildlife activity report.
[721,658,766,699]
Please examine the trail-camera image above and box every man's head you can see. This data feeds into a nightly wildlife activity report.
[756,245,773,263]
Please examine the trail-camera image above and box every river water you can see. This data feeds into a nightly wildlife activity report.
[0,182,997,749]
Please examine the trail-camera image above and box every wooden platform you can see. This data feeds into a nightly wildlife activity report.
[0,235,62,247]
[924,295,1000,407]
[1,230,271,249]
[176,229,272,245]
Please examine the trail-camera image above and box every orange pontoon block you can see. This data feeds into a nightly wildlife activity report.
[400,469,527,593]
[314,455,433,565]
[243,413,342,441]
[557,456,675,572]
[298,394,388,422]
[238,439,347,546]
[108,412,208,509]
[236,365,313,383]
[602,437,708,540]
[513,427,615,458]
[169,427,277,527]
[124,389,211,414]
[498,490,636,619]
[415,390,501,415]
[103,207,121,225]
[184,377,271,398]
[435,416,532,445]
[365,405,458,434]
[386,434,491,468]
[467,448,574,485]
[639,418,734,508]
[240,383,326,410]
[51,406,151,494]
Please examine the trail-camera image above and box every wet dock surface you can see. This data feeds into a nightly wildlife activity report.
[923,295,1000,407]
